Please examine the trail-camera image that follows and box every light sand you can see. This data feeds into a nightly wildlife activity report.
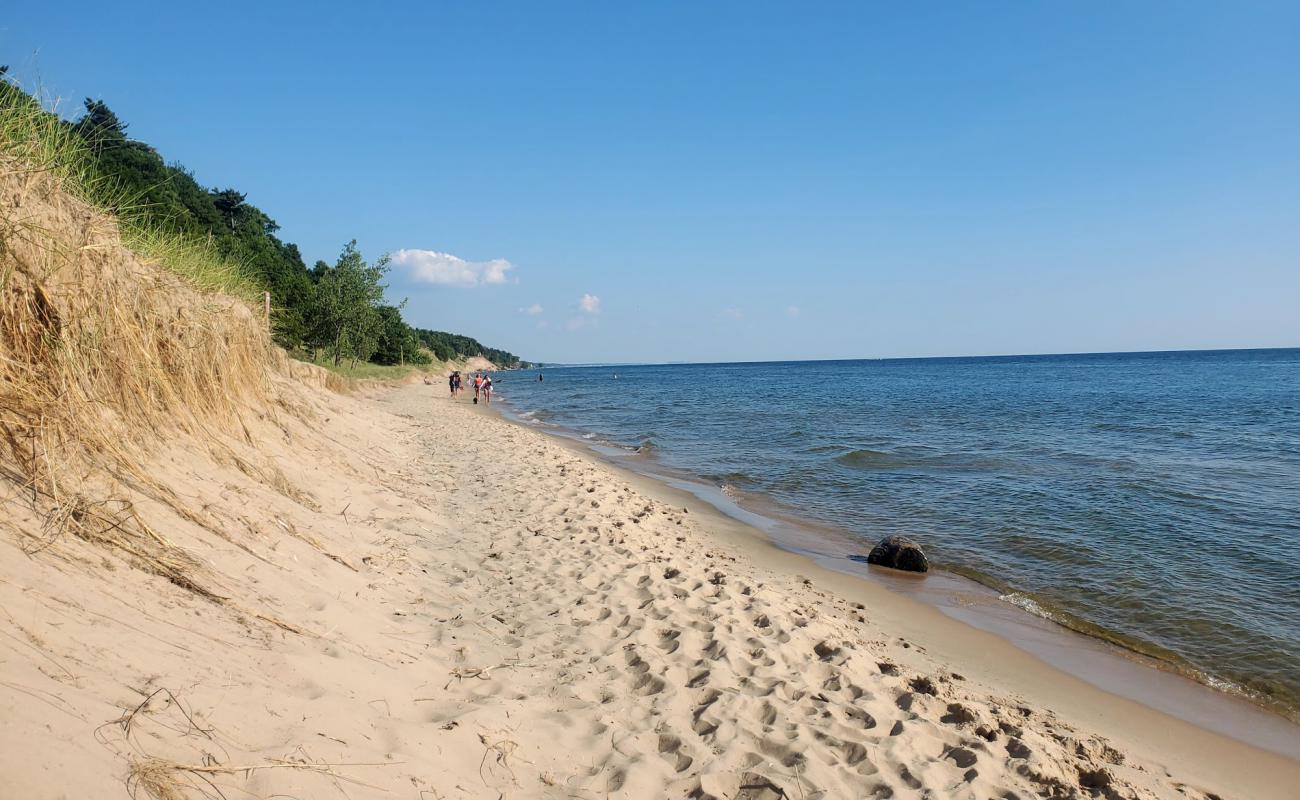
[2,379,1297,799]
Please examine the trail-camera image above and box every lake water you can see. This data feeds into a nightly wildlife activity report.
[494,349,1300,720]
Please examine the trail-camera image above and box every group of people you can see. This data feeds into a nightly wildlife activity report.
[447,370,493,404]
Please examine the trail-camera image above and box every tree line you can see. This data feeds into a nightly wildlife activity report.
[0,71,526,369]
[412,329,521,367]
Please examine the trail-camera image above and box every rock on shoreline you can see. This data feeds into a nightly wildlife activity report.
[866,535,930,573]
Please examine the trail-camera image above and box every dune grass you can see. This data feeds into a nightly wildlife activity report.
[0,83,262,303]
[121,225,262,302]
[301,352,440,381]
[0,87,93,189]
[0,81,283,620]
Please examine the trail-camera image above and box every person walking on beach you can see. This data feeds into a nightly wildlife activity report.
[482,375,494,404]
[473,372,482,403]
[448,371,457,398]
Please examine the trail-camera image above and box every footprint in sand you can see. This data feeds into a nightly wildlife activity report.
[758,735,807,769]
[692,717,719,738]
[942,702,978,726]
[1006,737,1032,759]
[656,732,694,772]
[896,763,923,789]
[839,740,871,767]
[943,744,980,769]
[813,640,841,661]
[845,706,877,730]
[633,672,667,695]
[702,638,728,661]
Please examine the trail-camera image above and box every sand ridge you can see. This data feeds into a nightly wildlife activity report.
[1,379,1295,798]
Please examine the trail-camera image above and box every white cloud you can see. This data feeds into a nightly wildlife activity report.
[722,307,744,321]
[786,305,801,318]
[391,249,513,288]
[579,293,601,313]
[519,303,544,315]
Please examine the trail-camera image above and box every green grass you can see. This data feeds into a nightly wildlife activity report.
[122,225,261,303]
[0,83,262,303]
[0,88,93,189]
[299,353,440,381]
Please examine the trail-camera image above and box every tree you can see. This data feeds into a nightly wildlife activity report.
[210,188,246,230]
[309,241,390,367]
[373,305,431,366]
[74,98,128,150]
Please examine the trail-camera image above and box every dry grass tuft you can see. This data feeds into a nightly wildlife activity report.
[0,86,304,626]
[126,757,193,800]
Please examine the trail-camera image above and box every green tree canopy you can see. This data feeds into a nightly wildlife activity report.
[309,241,390,367]
[73,98,128,149]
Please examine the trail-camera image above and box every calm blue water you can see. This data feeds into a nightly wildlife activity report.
[496,349,1300,717]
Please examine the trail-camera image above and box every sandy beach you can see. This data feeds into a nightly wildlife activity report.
[4,11,1298,795]
[3,374,1297,799]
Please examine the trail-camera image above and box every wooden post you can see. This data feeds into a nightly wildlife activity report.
[263,291,271,329]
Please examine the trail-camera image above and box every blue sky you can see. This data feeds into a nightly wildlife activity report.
[5,2,1298,363]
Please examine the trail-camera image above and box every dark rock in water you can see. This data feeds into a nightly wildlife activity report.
[865,535,930,573]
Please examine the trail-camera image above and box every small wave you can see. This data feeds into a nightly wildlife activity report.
[516,407,559,424]
[706,471,754,485]
[1182,668,1300,724]
[719,483,741,499]
[1094,422,1194,439]
[999,592,1064,625]
[1199,672,1246,694]
[834,449,892,468]
[805,443,849,454]
[994,591,1296,717]
[833,448,1009,473]
[581,432,598,440]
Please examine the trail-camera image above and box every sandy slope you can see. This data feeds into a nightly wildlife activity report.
[2,381,1297,799]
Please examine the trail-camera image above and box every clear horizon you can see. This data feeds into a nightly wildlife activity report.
[5,2,1298,363]
[523,344,1300,369]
